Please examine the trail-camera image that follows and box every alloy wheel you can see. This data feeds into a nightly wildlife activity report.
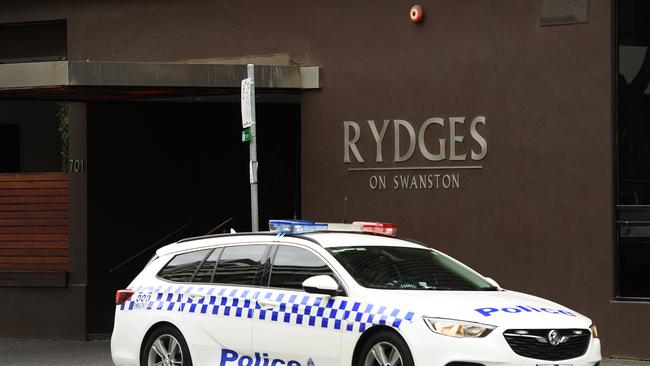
[147,334,183,366]
[363,341,403,366]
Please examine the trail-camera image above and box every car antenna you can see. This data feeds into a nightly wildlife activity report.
[109,222,191,273]
[205,217,233,235]
[342,196,348,223]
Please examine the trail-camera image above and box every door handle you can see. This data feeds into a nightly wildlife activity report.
[257,299,279,310]
[188,293,205,302]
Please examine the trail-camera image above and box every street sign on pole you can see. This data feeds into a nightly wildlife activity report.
[242,64,259,231]
[241,127,252,142]
[241,78,253,129]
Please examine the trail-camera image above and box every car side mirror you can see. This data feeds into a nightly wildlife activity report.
[302,275,341,296]
[485,277,501,289]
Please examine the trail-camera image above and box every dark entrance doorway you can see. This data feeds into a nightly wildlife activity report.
[86,101,300,334]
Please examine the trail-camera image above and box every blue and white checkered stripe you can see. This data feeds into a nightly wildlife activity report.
[121,285,415,333]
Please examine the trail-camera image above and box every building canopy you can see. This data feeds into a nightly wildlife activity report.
[0,61,319,100]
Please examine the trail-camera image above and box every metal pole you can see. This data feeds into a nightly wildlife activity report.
[248,64,259,231]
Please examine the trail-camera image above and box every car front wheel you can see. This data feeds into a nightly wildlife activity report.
[358,330,414,366]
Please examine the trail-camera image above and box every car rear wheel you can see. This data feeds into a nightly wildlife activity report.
[358,330,414,366]
[141,325,193,366]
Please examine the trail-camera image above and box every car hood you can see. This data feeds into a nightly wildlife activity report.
[368,289,592,329]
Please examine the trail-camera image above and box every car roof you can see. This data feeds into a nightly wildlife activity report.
[156,231,427,258]
[298,232,427,249]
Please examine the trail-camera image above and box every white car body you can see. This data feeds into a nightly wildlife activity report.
[111,231,602,366]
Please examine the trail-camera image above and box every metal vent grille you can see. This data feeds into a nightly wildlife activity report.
[503,329,591,361]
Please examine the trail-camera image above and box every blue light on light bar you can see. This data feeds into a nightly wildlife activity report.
[269,220,327,235]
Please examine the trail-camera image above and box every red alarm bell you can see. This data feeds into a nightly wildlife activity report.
[410,5,424,24]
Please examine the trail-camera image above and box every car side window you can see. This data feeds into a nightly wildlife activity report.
[158,249,212,282]
[212,245,267,286]
[269,245,334,290]
[192,248,223,283]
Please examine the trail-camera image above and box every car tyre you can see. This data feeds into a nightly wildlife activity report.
[140,325,193,366]
[357,330,414,366]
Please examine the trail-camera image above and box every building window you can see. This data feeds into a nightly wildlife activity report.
[0,20,66,63]
[616,0,650,298]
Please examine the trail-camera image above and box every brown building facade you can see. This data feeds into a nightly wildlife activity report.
[0,0,648,360]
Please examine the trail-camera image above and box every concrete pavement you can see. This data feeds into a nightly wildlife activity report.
[0,339,113,366]
[0,339,647,366]
[604,360,650,366]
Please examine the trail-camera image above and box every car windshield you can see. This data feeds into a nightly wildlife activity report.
[327,246,497,291]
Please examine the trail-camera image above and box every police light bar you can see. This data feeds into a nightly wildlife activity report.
[353,221,398,236]
[268,220,397,236]
[268,220,327,235]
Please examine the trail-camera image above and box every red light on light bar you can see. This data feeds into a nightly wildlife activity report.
[115,289,135,305]
[352,221,398,236]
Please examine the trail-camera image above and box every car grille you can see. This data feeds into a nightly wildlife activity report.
[503,329,591,361]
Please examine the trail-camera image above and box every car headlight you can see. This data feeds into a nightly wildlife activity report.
[590,324,599,338]
[423,317,496,338]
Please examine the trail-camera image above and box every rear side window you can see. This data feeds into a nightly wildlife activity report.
[212,245,267,285]
[193,248,223,283]
[158,249,211,282]
[269,246,334,290]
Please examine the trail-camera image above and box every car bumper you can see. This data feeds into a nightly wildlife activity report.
[402,325,602,366]
[111,309,143,366]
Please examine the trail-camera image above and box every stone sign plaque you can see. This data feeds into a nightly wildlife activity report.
[540,0,589,26]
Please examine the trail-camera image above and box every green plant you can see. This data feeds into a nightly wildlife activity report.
[57,102,69,172]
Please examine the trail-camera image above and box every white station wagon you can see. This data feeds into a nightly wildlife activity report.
[111,220,602,366]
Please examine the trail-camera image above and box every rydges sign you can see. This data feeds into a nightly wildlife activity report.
[343,117,488,191]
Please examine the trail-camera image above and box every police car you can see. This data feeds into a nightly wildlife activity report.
[111,220,602,366]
